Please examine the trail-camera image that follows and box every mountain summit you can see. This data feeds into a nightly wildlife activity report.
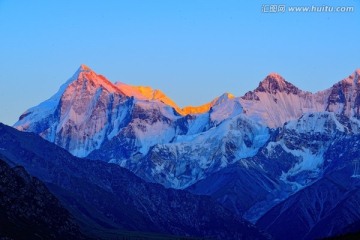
[78,64,92,72]
[256,73,300,94]
[70,64,123,94]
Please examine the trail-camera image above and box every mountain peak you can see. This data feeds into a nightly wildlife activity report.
[213,92,235,106]
[78,64,92,72]
[221,92,235,99]
[69,65,123,95]
[338,69,360,87]
[256,73,300,94]
[260,73,286,89]
[70,64,95,82]
[353,68,360,83]
[267,72,284,81]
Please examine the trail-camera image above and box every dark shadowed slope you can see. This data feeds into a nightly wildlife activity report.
[0,123,268,240]
[0,158,83,240]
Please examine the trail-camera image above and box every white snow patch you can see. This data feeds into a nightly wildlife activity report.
[210,98,243,124]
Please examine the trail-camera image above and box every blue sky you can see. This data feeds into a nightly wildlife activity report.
[0,0,359,125]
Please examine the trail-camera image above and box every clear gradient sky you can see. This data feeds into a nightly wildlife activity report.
[0,0,359,125]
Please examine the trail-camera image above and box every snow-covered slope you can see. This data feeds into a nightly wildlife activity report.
[15,65,130,157]
[189,112,360,224]
[88,96,269,188]
[180,92,236,115]
[239,73,324,127]
[239,70,360,128]
[134,114,269,188]
[115,82,182,113]
[325,69,360,117]
[114,82,237,116]
[244,112,355,221]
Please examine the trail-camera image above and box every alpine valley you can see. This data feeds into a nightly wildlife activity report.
[3,64,360,239]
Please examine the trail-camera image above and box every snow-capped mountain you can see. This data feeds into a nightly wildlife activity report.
[114,81,181,113]
[239,70,360,128]
[12,65,360,238]
[13,65,267,188]
[15,64,179,158]
[325,69,360,117]
[14,66,360,190]
[239,73,325,128]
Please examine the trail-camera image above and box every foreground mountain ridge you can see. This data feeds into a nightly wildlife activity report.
[0,123,268,240]
[0,157,84,239]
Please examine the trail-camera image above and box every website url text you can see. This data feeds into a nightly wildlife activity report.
[261,5,355,13]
